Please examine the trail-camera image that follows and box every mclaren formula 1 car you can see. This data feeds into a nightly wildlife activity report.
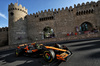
[15,43,72,62]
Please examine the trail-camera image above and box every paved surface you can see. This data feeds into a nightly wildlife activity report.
[59,39,100,66]
[0,39,100,66]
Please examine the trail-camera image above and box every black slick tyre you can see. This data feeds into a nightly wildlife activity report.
[15,49,22,57]
[43,50,55,62]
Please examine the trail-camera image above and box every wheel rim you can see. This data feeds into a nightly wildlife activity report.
[45,53,51,60]
[44,51,53,62]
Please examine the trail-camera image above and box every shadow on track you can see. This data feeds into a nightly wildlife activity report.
[69,41,100,59]
[72,41,100,51]
[0,53,62,66]
[69,41,100,47]
[86,52,100,59]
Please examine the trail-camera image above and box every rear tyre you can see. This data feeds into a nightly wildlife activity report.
[43,50,55,62]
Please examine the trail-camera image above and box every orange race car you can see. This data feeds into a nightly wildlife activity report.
[15,43,72,62]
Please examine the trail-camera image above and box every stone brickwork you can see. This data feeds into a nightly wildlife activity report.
[35,32,100,44]
[8,1,100,45]
[0,27,8,46]
[27,1,100,43]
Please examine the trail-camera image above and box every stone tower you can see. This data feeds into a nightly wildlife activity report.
[8,3,28,45]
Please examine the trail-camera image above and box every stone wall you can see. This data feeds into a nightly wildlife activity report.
[35,33,100,44]
[8,1,100,45]
[26,1,100,43]
[0,31,8,46]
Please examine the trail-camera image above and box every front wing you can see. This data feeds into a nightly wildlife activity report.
[56,50,72,61]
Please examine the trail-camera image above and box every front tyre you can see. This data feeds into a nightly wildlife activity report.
[43,50,55,62]
[15,49,23,57]
[15,49,20,57]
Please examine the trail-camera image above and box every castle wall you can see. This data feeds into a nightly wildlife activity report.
[54,8,75,37]
[27,8,75,42]
[0,28,8,46]
[74,1,100,30]
[27,15,56,42]
[75,11,96,29]
[9,19,28,44]
[27,1,100,42]
[8,1,100,45]
[95,1,100,30]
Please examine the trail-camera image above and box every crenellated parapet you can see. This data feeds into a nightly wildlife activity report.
[0,27,8,32]
[75,1,100,16]
[28,7,71,18]
[8,3,27,14]
[28,8,54,18]
[28,1,100,18]
[75,1,99,8]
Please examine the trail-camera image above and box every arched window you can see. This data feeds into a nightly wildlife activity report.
[96,4,98,7]
[44,18,45,20]
[89,10,91,14]
[84,11,85,14]
[76,12,78,15]
[80,22,93,32]
[48,17,50,20]
[93,5,95,7]
[39,18,42,21]
[81,11,83,15]
[45,17,47,20]
[50,17,52,20]
[86,10,88,14]
[79,12,80,15]
[51,16,53,19]
[43,27,55,38]
[91,9,94,13]
[10,12,14,16]
[41,18,43,21]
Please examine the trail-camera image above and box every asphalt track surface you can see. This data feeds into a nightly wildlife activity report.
[0,39,100,66]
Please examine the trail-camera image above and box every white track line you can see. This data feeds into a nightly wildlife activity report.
[63,39,100,45]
